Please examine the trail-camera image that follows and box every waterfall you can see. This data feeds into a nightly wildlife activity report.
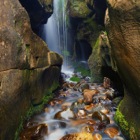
[41,0,71,71]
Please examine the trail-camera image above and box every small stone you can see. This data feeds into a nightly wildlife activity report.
[103,77,110,89]
[54,108,75,120]
[92,133,102,140]
[81,125,94,133]
[104,127,119,138]
[60,132,94,140]
[83,89,99,104]
[86,120,96,125]
[77,98,84,104]
[92,111,110,124]
[77,109,87,118]
[104,88,115,100]
[84,103,95,112]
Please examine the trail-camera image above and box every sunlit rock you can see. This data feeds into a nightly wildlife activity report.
[83,89,99,104]
[84,103,95,112]
[54,108,75,120]
[104,126,119,138]
[92,133,102,140]
[60,132,94,140]
[77,109,87,119]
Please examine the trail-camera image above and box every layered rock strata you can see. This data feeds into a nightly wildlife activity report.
[0,0,62,139]
[105,0,140,139]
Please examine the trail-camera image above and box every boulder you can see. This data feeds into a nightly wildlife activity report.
[60,132,94,140]
[68,0,92,18]
[20,124,48,140]
[83,89,99,104]
[0,0,62,139]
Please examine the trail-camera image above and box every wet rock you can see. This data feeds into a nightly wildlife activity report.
[77,98,84,104]
[85,76,91,82]
[70,100,85,113]
[83,89,99,104]
[100,108,109,115]
[114,136,125,140]
[104,127,119,138]
[54,108,75,120]
[104,88,115,100]
[86,120,96,125]
[77,109,87,119]
[81,125,94,133]
[84,103,95,112]
[93,94,107,104]
[49,99,63,106]
[92,133,102,140]
[60,132,94,140]
[112,97,123,106]
[103,77,110,89]
[71,119,90,126]
[92,104,108,114]
[20,124,48,140]
[49,121,67,131]
[92,111,110,124]
[80,83,90,92]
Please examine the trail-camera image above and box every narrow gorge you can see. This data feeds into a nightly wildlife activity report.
[0,0,140,140]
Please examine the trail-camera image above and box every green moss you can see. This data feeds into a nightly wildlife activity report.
[14,80,59,140]
[114,102,129,136]
[70,76,81,82]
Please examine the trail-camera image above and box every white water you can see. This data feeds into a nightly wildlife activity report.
[41,0,71,70]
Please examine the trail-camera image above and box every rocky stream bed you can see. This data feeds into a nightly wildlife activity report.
[20,73,125,140]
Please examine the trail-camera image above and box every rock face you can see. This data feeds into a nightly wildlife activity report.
[19,0,53,33]
[105,0,140,139]
[68,0,118,84]
[0,0,62,139]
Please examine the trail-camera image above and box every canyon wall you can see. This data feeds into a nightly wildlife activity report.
[0,0,62,139]
[105,0,140,139]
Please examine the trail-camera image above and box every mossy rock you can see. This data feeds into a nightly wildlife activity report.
[69,0,92,18]
[70,76,81,82]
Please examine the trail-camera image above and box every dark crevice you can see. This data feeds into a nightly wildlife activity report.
[18,0,52,35]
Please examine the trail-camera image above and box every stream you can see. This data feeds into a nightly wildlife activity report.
[20,72,125,140]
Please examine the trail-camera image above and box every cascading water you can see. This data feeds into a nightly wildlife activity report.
[41,0,71,71]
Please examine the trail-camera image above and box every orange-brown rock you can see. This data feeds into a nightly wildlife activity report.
[60,132,94,140]
[84,103,95,112]
[92,133,102,140]
[92,111,110,124]
[54,108,75,120]
[81,125,94,133]
[83,89,99,104]
[20,124,48,140]
[104,127,119,138]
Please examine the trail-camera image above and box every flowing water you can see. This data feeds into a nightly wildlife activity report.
[41,0,71,70]
[20,1,126,139]
[20,73,126,140]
